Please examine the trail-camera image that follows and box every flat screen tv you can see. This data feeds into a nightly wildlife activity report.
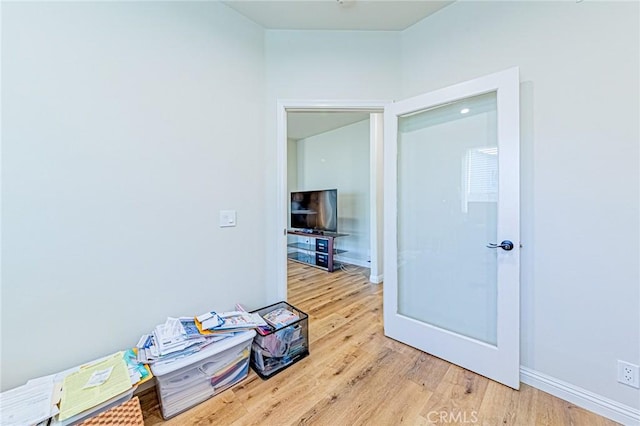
[290,189,338,233]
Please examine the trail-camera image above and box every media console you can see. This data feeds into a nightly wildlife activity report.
[286,230,348,272]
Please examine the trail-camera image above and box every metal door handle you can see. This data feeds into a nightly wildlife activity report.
[486,240,514,251]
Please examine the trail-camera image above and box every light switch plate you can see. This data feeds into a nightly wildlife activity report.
[219,210,236,227]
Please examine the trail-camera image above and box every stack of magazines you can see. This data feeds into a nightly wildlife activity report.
[262,307,299,328]
[194,310,268,333]
[136,309,269,367]
[136,317,233,367]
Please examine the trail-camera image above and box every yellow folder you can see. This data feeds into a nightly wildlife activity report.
[58,352,132,421]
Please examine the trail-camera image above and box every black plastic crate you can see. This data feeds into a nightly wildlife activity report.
[250,301,309,379]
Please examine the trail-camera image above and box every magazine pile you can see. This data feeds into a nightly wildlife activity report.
[135,309,268,367]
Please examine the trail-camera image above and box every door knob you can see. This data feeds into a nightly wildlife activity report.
[486,240,514,251]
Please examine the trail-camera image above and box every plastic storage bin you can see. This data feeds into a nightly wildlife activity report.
[150,330,255,419]
[50,387,136,426]
[250,301,309,379]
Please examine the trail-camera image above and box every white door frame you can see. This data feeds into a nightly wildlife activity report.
[275,100,389,301]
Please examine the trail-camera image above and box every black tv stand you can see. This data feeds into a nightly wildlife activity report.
[287,230,348,272]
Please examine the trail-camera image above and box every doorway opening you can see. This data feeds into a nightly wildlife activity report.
[275,100,386,302]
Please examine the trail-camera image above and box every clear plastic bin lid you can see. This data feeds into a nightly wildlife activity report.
[150,330,255,376]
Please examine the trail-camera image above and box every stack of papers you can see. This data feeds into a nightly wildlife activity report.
[154,317,207,355]
[262,307,300,328]
[194,310,269,334]
[195,312,223,330]
[1,350,148,426]
[214,311,268,331]
[0,375,60,426]
[123,349,152,385]
[57,352,132,421]
[134,306,276,368]
[136,317,234,367]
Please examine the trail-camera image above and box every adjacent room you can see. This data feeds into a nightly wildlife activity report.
[286,111,374,270]
[1,1,638,424]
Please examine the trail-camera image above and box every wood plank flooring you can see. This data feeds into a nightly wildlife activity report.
[139,261,618,425]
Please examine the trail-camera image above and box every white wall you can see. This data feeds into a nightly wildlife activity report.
[295,119,370,264]
[1,2,266,390]
[402,1,639,409]
[264,30,400,300]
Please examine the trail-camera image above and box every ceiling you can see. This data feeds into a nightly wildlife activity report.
[288,111,369,140]
[227,1,455,139]
[223,0,454,31]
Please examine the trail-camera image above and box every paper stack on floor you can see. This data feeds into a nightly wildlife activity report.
[135,309,268,368]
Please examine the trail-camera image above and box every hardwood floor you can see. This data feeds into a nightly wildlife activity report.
[139,261,618,425]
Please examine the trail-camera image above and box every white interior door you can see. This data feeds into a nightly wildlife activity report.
[383,68,520,389]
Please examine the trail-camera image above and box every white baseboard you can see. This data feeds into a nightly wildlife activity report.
[520,366,640,425]
[334,256,382,283]
[369,274,383,284]
[334,256,370,268]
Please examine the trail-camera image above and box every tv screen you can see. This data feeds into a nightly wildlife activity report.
[290,189,338,233]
